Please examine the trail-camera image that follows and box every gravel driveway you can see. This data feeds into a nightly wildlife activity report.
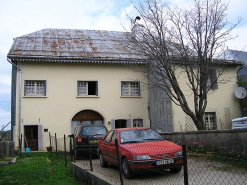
[76,156,247,185]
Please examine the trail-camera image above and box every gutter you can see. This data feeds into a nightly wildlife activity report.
[7,58,22,142]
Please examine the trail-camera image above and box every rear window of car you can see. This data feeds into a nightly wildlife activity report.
[82,126,108,136]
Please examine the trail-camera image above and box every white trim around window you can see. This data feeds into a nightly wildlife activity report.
[24,80,47,97]
[204,112,217,130]
[120,81,141,97]
[77,80,99,97]
[133,119,143,127]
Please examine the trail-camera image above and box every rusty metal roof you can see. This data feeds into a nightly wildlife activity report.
[7,28,145,64]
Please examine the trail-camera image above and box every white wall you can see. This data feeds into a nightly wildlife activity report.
[14,61,149,150]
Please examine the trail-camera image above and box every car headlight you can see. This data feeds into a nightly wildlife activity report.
[175,151,183,156]
[134,155,151,160]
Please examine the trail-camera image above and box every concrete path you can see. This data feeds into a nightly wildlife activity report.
[74,157,247,185]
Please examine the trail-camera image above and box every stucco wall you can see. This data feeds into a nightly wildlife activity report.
[14,61,149,150]
[171,65,241,131]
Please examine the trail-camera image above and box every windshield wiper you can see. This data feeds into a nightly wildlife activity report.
[143,138,163,141]
[122,141,143,144]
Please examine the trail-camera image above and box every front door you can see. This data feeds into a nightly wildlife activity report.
[24,126,38,151]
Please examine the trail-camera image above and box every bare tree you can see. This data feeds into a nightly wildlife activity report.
[125,0,241,130]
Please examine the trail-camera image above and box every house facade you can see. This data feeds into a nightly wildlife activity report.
[8,29,242,151]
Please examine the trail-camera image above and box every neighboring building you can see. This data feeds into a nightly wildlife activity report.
[7,29,242,151]
[220,49,247,76]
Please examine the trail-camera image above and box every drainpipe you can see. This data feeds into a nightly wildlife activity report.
[7,58,22,142]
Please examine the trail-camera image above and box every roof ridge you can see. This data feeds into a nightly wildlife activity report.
[16,28,128,39]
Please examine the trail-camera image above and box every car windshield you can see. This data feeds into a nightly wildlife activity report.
[120,129,164,144]
[82,126,108,136]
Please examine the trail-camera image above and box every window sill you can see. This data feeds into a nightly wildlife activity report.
[121,96,142,98]
[23,96,47,98]
[77,96,99,98]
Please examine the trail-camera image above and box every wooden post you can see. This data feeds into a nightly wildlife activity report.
[182,144,188,185]
[64,134,67,167]
[55,133,58,162]
[115,138,123,185]
[87,136,93,172]
[49,132,52,157]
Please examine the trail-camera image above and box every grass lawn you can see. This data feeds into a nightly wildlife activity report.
[0,152,83,185]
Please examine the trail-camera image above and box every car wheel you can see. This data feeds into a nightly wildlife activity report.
[170,166,182,173]
[122,158,132,179]
[100,153,108,168]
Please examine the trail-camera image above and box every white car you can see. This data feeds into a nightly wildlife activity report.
[232,117,247,129]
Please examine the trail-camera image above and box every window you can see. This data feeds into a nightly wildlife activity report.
[24,81,46,96]
[121,81,140,96]
[133,119,143,127]
[204,112,216,130]
[207,69,218,90]
[103,131,114,143]
[111,131,118,143]
[78,81,98,96]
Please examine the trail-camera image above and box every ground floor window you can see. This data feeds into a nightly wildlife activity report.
[115,120,127,128]
[133,119,143,127]
[204,112,216,130]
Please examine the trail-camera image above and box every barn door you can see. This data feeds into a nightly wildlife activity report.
[24,126,38,151]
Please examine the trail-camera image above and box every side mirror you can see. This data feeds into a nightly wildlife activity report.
[109,142,115,146]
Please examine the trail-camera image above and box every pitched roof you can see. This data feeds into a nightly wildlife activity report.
[7,28,145,64]
[228,49,247,65]
[220,49,247,65]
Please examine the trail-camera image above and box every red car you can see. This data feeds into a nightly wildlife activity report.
[97,127,183,179]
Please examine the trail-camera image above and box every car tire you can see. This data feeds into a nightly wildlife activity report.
[170,166,182,173]
[122,158,132,179]
[100,153,108,168]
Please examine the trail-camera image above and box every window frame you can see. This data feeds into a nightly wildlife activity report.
[121,81,141,97]
[204,112,217,130]
[133,119,143,127]
[24,80,47,97]
[207,69,218,90]
[77,80,99,97]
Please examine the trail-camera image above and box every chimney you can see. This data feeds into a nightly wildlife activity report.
[131,16,143,40]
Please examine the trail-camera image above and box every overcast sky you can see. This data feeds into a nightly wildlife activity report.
[0,0,246,131]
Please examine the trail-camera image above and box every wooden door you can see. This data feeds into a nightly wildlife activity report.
[24,126,38,151]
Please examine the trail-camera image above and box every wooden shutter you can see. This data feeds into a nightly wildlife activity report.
[111,119,115,129]
[38,125,43,151]
[44,81,46,96]
[138,81,141,96]
[96,81,98,96]
[24,81,27,96]
[127,119,131,128]
[210,69,218,90]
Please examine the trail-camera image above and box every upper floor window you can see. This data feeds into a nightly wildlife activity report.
[24,81,46,96]
[78,81,98,96]
[207,69,218,90]
[121,81,140,96]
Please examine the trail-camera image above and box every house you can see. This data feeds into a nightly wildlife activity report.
[220,49,247,77]
[7,28,242,151]
[219,49,247,116]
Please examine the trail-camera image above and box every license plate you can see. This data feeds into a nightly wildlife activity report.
[156,159,174,165]
[90,140,99,143]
